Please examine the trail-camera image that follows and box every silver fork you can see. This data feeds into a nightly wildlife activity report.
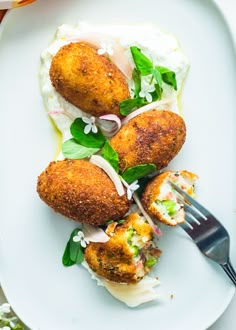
[169,181,236,286]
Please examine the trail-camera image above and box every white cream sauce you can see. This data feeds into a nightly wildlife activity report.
[39,22,189,306]
[39,22,190,142]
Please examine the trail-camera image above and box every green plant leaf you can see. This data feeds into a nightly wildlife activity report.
[130,46,153,75]
[156,66,177,91]
[69,240,84,264]
[120,97,145,116]
[62,139,99,159]
[101,140,119,172]
[132,68,142,97]
[70,118,106,148]
[121,163,157,184]
[62,228,84,266]
[62,241,76,267]
[151,68,162,87]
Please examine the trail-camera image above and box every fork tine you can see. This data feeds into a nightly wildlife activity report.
[178,199,202,224]
[168,181,210,218]
[180,213,199,234]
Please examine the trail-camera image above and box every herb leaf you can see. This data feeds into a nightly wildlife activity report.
[151,68,162,87]
[62,228,85,266]
[132,68,142,97]
[71,118,106,148]
[69,238,84,264]
[101,140,119,172]
[62,139,99,159]
[156,66,177,91]
[120,97,145,116]
[62,241,76,267]
[130,46,153,75]
[121,163,157,184]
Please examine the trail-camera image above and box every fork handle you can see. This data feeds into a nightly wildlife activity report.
[221,261,236,286]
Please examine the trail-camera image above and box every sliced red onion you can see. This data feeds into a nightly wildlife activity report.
[83,223,110,243]
[122,99,175,126]
[99,114,121,137]
[132,193,162,236]
[48,109,64,115]
[90,155,125,196]
[48,108,75,121]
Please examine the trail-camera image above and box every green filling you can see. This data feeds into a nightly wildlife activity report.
[145,257,157,267]
[126,228,135,243]
[157,200,177,216]
[131,245,139,257]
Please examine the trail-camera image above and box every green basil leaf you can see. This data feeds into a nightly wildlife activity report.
[69,228,84,264]
[120,97,145,116]
[71,118,106,148]
[62,241,76,267]
[156,66,177,91]
[121,163,157,184]
[130,46,153,75]
[136,176,153,197]
[101,140,119,172]
[154,83,163,100]
[62,138,99,159]
[70,240,84,264]
[151,68,162,87]
[132,68,142,97]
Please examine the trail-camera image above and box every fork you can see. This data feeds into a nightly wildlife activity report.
[169,181,236,286]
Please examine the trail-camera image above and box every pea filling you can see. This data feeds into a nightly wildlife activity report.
[156,200,177,216]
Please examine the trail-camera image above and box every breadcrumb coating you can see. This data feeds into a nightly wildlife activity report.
[85,213,161,283]
[49,42,130,118]
[142,170,198,226]
[37,159,130,225]
[110,110,186,172]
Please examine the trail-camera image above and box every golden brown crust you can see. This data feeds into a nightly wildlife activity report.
[37,159,130,225]
[49,42,130,118]
[142,170,198,226]
[85,213,153,284]
[110,110,186,172]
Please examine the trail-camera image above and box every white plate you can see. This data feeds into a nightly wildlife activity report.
[0,0,236,329]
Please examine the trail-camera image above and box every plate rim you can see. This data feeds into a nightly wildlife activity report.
[0,1,236,329]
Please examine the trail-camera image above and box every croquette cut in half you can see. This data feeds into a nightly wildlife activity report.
[49,42,130,118]
[142,170,198,226]
[37,159,130,226]
[110,110,186,172]
[85,212,162,284]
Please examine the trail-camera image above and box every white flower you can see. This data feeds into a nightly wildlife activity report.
[0,303,11,315]
[82,116,98,134]
[139,84,155,103]
[73,230,89,248]
[126,180,140,200]
[97,41,114,56]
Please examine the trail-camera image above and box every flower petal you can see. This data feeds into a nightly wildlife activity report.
[84,124,92,134]
[82,116,91,124]
[92,125,98,134]
[146,92,153,103]
[127,188,133,200]
[80,240,87,248]
[98,49,105,55]
[73,236,81,242]
[139,91,145,98]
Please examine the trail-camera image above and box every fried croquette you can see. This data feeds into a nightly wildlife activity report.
[110,110,186,172]
[142,170,198,226]
[37,159,130,225]
[84,213,162,284]
[49,42,130,118]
